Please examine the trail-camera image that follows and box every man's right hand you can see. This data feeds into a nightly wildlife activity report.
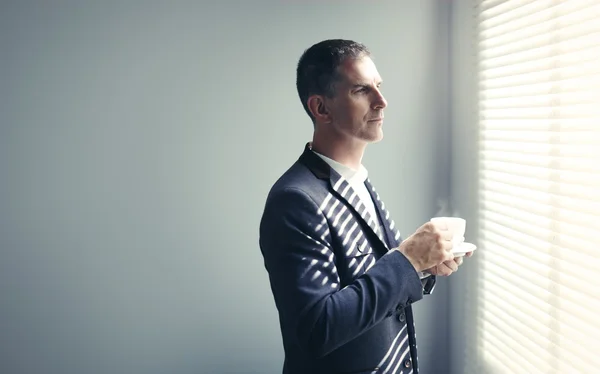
[396,221,455,273]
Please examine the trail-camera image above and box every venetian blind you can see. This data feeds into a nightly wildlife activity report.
[471,0,600,373]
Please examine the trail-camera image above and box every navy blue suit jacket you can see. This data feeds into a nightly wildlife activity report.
[259,144,436,374]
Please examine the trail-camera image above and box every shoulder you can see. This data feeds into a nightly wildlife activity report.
[266,160,328,205]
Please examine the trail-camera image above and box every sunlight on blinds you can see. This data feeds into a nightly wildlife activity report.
[473,0,600,373]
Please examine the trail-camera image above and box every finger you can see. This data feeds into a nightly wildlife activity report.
[439,236,454,251]
[440,230,454,241]
[465,251,474,258]
[443,259,459,272]
[437,263,453,276]
[454,256,464,266]
[440,241,453,254]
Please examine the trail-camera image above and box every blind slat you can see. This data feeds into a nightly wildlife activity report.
[481,239,598,299]
[479,0,599,40]
[481,189,600,234]
[481,251,600,339]
[478,305,553,369]
[481,90,600,109]
[480,73,600,98]
[481,169,600,193]
[480,318,551,373]
[482,151,600,173]
[480,58,600,89]
[482,213,600,264]
[482,200,600,249]
[481,118,598,130]
[481,27,600,63]
[480,4,600,49]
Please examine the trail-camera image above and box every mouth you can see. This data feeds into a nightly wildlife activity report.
[367,117,384,122]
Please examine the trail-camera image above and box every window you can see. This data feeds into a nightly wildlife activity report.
[470,0,600,372]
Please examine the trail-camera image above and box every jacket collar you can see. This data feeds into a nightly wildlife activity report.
[298,142,330,180]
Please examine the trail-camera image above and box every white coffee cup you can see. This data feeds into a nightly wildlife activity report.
[430,217,466,246]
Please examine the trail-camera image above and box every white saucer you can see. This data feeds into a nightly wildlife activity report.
[452,242,477,257]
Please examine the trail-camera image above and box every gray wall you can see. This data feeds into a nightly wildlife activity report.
[0,1,453,373]
[449,1,480,373]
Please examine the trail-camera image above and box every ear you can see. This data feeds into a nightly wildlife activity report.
[307,95,332,123]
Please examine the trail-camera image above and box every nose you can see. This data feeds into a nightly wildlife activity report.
[372,88,387,110]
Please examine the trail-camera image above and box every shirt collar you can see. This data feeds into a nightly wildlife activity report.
[312,151,369,185]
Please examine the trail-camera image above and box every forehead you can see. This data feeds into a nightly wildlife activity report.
[337,56,382,85]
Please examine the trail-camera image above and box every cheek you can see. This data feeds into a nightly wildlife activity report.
[334,103,354,120]
[347,102,367,118]
[333,99,368,123]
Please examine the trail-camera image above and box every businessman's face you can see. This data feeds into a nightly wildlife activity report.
[326,56,388,143]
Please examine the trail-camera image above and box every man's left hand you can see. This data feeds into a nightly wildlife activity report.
[426,251,473,276]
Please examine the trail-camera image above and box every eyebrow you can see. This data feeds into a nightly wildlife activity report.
[352,81,383,88]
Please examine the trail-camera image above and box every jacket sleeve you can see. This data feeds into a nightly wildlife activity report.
[259,187,424,358]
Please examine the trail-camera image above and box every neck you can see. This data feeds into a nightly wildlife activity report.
[311,128,367,170]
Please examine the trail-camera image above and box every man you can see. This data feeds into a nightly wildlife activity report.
[259,39,468,374]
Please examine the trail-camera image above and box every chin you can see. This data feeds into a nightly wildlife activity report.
[355,125,383,143]
[369,135,384,143]
[367,128,384,143]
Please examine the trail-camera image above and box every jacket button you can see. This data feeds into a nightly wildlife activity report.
[398,313,406,322]
[404,359,411,368]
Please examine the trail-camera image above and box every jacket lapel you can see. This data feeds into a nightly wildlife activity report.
[329,171,388,250]
[364,178,403,249]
